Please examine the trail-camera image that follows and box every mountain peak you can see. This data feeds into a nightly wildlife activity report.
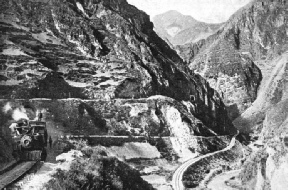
[161,10,182,15]
[153,10,222,45]
[153,10,196,23]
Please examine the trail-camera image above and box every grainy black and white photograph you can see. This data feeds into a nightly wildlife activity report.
[0,0,287,189]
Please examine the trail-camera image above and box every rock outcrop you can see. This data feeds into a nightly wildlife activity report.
[177,0,288,120]
[234,52,288,133]
[0,0,235,134]
[153,10,222,46]
[0,97,234,161]
[175,2,288,188]
[234,97,288,190]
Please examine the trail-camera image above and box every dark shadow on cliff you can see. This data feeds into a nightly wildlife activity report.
[78,102,108,133]
[31,72,87,99]
[0,73,88,99]
[226,104,241,121]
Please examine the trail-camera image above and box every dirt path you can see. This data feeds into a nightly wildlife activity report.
[207,170,240,190]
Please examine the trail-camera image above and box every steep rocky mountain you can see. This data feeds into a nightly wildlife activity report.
[229,52,288,189]
[153,10,222,46]
[176,1,288,189]
[0,0,237,173]
[2,0,288,189]
[234,52,288,133]
[177,0,288,120]
[176,2,288,188]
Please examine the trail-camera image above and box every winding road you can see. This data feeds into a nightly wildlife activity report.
[172,134,237,190]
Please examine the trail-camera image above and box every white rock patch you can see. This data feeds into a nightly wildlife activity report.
[127,103,149,117]
[32,32,62,45]
[1,48,29,56]
[166,27,181,37]
[76,2,89,17]
[161,105,196,161]
[56,150,83,162]
[107,142,161,160]
[65,80,90,88]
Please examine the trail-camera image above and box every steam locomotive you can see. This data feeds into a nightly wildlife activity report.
[11,120,48,161]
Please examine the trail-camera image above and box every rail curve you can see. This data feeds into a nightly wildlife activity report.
[172,132,238,190]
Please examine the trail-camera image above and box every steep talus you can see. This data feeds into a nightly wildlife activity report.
[177,0,288,120]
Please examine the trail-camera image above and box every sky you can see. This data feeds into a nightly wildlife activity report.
[127,0,252,23]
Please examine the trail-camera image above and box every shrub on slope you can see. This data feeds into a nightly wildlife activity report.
[45,146,154,190]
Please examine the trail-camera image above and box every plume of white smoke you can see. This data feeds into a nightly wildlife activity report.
[12,107,29,121]
[2,102,12,114]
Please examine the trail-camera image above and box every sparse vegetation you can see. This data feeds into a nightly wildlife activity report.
[44,145,154,190]
[238,149,268,183]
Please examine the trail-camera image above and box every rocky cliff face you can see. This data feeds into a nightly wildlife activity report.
[0,0,236,167]
[230,0,288,133]
[0,97,231,160]
[202,2,288,189]
[253,90,288,190]
[234,96,288,190]
[234,52,288,133]
[175,2,288,188]
[177,0,288,120]
[0,0,235,133]
[153,10,222,46]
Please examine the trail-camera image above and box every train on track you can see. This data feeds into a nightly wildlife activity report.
[11,120,48,161]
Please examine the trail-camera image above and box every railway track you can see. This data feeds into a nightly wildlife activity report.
[172,133,238,190]
[0,161,39,189]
